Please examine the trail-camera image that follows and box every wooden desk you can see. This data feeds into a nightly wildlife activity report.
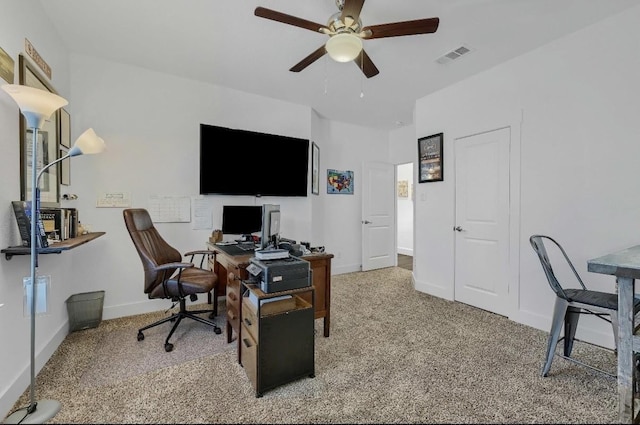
[208,244,252,364]
[588,244,640,424]
[207,244,333,362]
[300,252,334,337]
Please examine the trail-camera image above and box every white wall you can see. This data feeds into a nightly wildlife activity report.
[321,120,389,274]
[65,53,389,304]
[412,5,640,348]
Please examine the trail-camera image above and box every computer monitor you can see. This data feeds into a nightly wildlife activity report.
[260,204,281,249]
[221,205,262,240]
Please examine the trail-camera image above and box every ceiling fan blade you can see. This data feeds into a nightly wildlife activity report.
[354,49,379,79]
[290,45,327,73]
[361,17,440,39]
[255,7,329,33]
[340,0,365,24]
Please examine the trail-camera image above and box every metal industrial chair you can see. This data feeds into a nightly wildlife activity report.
[529,234,640,378]
[124,208,222,352]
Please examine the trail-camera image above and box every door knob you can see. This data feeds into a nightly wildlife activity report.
[454,226,464,232]
[362,220,372,224]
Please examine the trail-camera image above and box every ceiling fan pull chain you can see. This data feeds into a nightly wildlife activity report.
[360,54,365,99]
[324,56,329,95]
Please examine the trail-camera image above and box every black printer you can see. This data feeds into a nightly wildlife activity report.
[247,256,311,293]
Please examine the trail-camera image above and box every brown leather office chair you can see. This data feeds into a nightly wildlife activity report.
[124,208,222,352]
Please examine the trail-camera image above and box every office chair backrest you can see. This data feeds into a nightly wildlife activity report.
[124,208,182,294]
[529,234,587,300]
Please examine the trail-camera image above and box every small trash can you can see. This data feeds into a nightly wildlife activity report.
[65,290,105,332]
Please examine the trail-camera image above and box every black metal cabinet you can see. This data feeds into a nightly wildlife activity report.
[240,282,315,397]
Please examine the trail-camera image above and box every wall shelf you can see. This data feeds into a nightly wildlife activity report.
[1,232,106,260]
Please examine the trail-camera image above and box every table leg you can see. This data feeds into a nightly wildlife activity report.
[617,276,635,423]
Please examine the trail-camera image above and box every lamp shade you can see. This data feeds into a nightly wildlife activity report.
[1,84,68,129]
[325,33,363,63]
[68,128,106,157]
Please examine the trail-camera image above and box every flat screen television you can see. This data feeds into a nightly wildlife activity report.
[200,124,309,197]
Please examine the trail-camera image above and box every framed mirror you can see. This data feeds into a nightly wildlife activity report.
[18,54,60,206]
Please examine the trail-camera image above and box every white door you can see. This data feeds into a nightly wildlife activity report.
[362,161,396,271]
[454,127,510,316]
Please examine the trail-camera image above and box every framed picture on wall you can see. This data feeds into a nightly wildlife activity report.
[311,142,319,195]
[59,108,71,148]
[60,148,70,186]
[18,54,61,206]
[418,132,443,183]
[327,169,354,194]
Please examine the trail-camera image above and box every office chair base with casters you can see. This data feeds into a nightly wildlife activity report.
[137,297,222,352]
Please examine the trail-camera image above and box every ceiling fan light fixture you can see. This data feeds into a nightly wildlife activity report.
[326,33,362,63]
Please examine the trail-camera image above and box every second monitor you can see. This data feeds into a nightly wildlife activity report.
[260,204,280,250]
[221,205,262,242]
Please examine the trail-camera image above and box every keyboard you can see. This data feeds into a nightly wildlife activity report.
[237,242,256,251]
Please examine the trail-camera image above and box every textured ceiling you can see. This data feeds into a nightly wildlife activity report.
[39,0,638,131]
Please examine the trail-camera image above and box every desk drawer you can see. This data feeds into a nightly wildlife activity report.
[241,299,259,341]
[226,279,241,333]
[240,325,257,389]
[226,278,241,308]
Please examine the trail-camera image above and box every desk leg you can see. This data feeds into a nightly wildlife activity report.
[617,276,635,423]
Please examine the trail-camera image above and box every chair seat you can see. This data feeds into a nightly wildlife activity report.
[149,268,217,299]
[563,288,640,311]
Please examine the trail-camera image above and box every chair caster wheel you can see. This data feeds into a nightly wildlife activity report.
[214,326,222,335]
[165,343,174,352]
[137,332,144,341]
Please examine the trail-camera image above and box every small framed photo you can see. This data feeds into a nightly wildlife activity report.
[60,148,70,186]
[418,132,443,183]
[59,108,71,148]
[311,142,319,195]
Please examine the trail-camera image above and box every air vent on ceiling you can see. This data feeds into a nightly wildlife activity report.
[436,45,472,65]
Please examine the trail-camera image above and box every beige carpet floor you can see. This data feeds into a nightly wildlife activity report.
[6,267,619,424]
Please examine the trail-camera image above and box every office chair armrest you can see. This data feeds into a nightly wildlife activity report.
[156,262,195,299]
[184,250,216,257]
[184,250,216,269]
[156,262,194,271]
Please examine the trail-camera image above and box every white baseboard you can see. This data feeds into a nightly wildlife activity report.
[414,278,454,301]
[397,247,413,256]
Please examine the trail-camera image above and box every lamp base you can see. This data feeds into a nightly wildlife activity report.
[3,400,61,424]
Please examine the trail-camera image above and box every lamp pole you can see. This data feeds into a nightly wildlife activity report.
[2,84,104,424]
[1,84,67,424]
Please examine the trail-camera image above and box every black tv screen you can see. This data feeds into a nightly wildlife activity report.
[200,124,309,197]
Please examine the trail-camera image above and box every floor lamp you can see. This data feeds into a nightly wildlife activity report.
[1,84,105,424]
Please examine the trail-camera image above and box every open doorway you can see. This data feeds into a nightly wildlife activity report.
[396,162,414,270]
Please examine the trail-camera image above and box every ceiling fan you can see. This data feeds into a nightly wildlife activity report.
[254,0,440,79]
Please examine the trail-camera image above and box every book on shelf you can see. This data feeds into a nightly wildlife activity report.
[40,207,80,242]
[11,201,48,248]
[40,208,64,242]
